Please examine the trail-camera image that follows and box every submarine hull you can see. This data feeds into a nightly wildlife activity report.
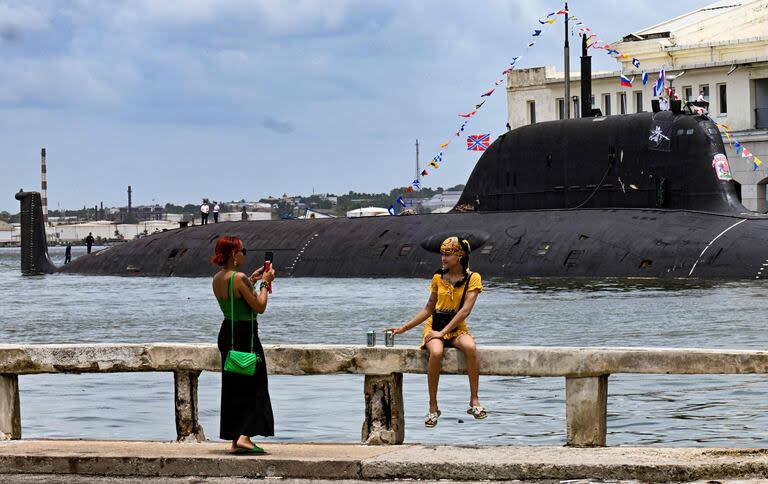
[59,209,768,279]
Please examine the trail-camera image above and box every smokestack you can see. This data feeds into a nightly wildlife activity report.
[128,185,132,214]
[563,2,570,119]
[580,32,593,118]
[40,148,49,225]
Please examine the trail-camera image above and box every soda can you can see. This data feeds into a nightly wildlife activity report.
[366,330,376,347]
[385,330,395,347]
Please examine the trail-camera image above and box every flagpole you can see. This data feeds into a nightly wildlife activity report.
[564,2,570,119]
[415,139,420,186]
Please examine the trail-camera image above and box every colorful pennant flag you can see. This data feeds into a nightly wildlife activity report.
[412,179,421,189]
[475,100,486,109]
[607,49,619,55]
[481,88,495,97]
[405,186,414,193]
[742,148,753,158]
[421,169,428,176]
[388,205,396,216]
[620,74,632,87]
[429,160,439,169]
[533,29,542,36]
[642,70,648,85]
[557,9,569,14]
[467,134,491,151]
[459,111,477,118]
[527,42,536,47]
[397,196,407,208]
[632,58,640,68]
[439,141,450,149]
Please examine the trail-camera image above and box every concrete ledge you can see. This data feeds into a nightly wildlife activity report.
[2,440,768,482]
[4,343,768,377]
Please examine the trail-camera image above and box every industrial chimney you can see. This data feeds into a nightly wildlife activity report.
[40,148,49,225]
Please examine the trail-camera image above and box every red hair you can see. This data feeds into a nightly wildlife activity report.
[211,236,242,266]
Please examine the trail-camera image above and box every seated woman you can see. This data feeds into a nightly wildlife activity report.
[387,236,485,427]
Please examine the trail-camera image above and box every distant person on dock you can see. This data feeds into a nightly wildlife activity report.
[64,243,72,264]
[211,236,276,454]
[85,233,94,254]
[213,201,221,223]
[201,200,210,225]
[386,236,485,427]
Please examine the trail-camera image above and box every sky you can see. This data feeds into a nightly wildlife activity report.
[1,0,708,212]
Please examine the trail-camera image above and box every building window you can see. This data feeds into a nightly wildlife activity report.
[590,95,595,108]
[718,83,727,114]
[557,98,565,120]
[699,84,710,102]
[684,86,692,102]
[573,96,581,118]
[603,94,611,116]
[618,92,627,114]
[635,91,643,113]
[527,100,536,124]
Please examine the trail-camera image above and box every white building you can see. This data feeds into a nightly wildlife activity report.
[418,191,463,212]
[51,220,180,242]
[0,221,13,244]
[346,207,390,218]
[506,0,768,211]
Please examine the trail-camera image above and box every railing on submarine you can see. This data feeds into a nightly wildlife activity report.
[2,344,768,447]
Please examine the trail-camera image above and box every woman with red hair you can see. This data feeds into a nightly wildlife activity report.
[211,236,276,454]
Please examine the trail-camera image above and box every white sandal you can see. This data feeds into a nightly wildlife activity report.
[466,405,487,420]
[424,409,442,427]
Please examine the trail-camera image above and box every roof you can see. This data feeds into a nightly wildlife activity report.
[625,1,748,40]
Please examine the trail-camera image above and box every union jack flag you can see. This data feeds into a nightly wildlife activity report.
[467,133,491,151]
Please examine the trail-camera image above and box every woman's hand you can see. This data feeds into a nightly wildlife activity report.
[262,267,276,284]
[249,267,265,284]
[385,325,405,335]
[424,330,444,343]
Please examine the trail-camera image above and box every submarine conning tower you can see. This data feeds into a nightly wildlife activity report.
[15,190,56,275]
[456,111,747,214]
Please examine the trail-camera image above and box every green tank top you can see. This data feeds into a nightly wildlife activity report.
[217,271,256,321]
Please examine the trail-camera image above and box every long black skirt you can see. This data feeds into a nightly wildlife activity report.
[217,319,275,440]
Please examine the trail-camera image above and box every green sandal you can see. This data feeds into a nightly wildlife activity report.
[229,444,267,455]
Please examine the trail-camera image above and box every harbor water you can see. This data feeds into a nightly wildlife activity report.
[2,246,768,447]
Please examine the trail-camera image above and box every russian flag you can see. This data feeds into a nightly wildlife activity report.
[620,74,632,88]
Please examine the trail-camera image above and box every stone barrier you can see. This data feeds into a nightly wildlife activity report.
[2,344,768,446]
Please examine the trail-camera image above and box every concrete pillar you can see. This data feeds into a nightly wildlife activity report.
[362,373,404,445]
[173,371,205,443]
[0,374,21,440]
[565,375,608,447]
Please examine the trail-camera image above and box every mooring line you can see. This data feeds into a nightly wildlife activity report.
[688,218,748,277]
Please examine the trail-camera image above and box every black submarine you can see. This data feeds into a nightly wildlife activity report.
[16,36,768,280]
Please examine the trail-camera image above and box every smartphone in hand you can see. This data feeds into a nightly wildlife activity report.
[264,251,274,293]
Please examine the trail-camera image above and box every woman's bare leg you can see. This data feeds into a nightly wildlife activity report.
[452,334,481,407]
[425,338,445,413]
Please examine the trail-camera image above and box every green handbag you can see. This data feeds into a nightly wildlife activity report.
[223,271,261,376]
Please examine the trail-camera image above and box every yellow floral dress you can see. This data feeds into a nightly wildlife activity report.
[421,272,483,347]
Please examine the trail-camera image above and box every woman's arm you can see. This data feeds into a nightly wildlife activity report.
[236,270,275,314]
[387,291,437,334]
[424,290,480,342]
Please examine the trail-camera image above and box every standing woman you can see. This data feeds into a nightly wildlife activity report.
[387,237,485,427]
[211,236,276,454]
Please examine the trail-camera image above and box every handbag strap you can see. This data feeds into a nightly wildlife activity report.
[228,271,254,353]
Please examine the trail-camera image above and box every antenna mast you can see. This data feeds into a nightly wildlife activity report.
[564,2,570,119]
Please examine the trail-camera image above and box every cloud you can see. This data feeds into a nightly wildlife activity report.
[261,116,294,134]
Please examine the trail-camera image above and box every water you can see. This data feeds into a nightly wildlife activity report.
[2,246,768,447]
